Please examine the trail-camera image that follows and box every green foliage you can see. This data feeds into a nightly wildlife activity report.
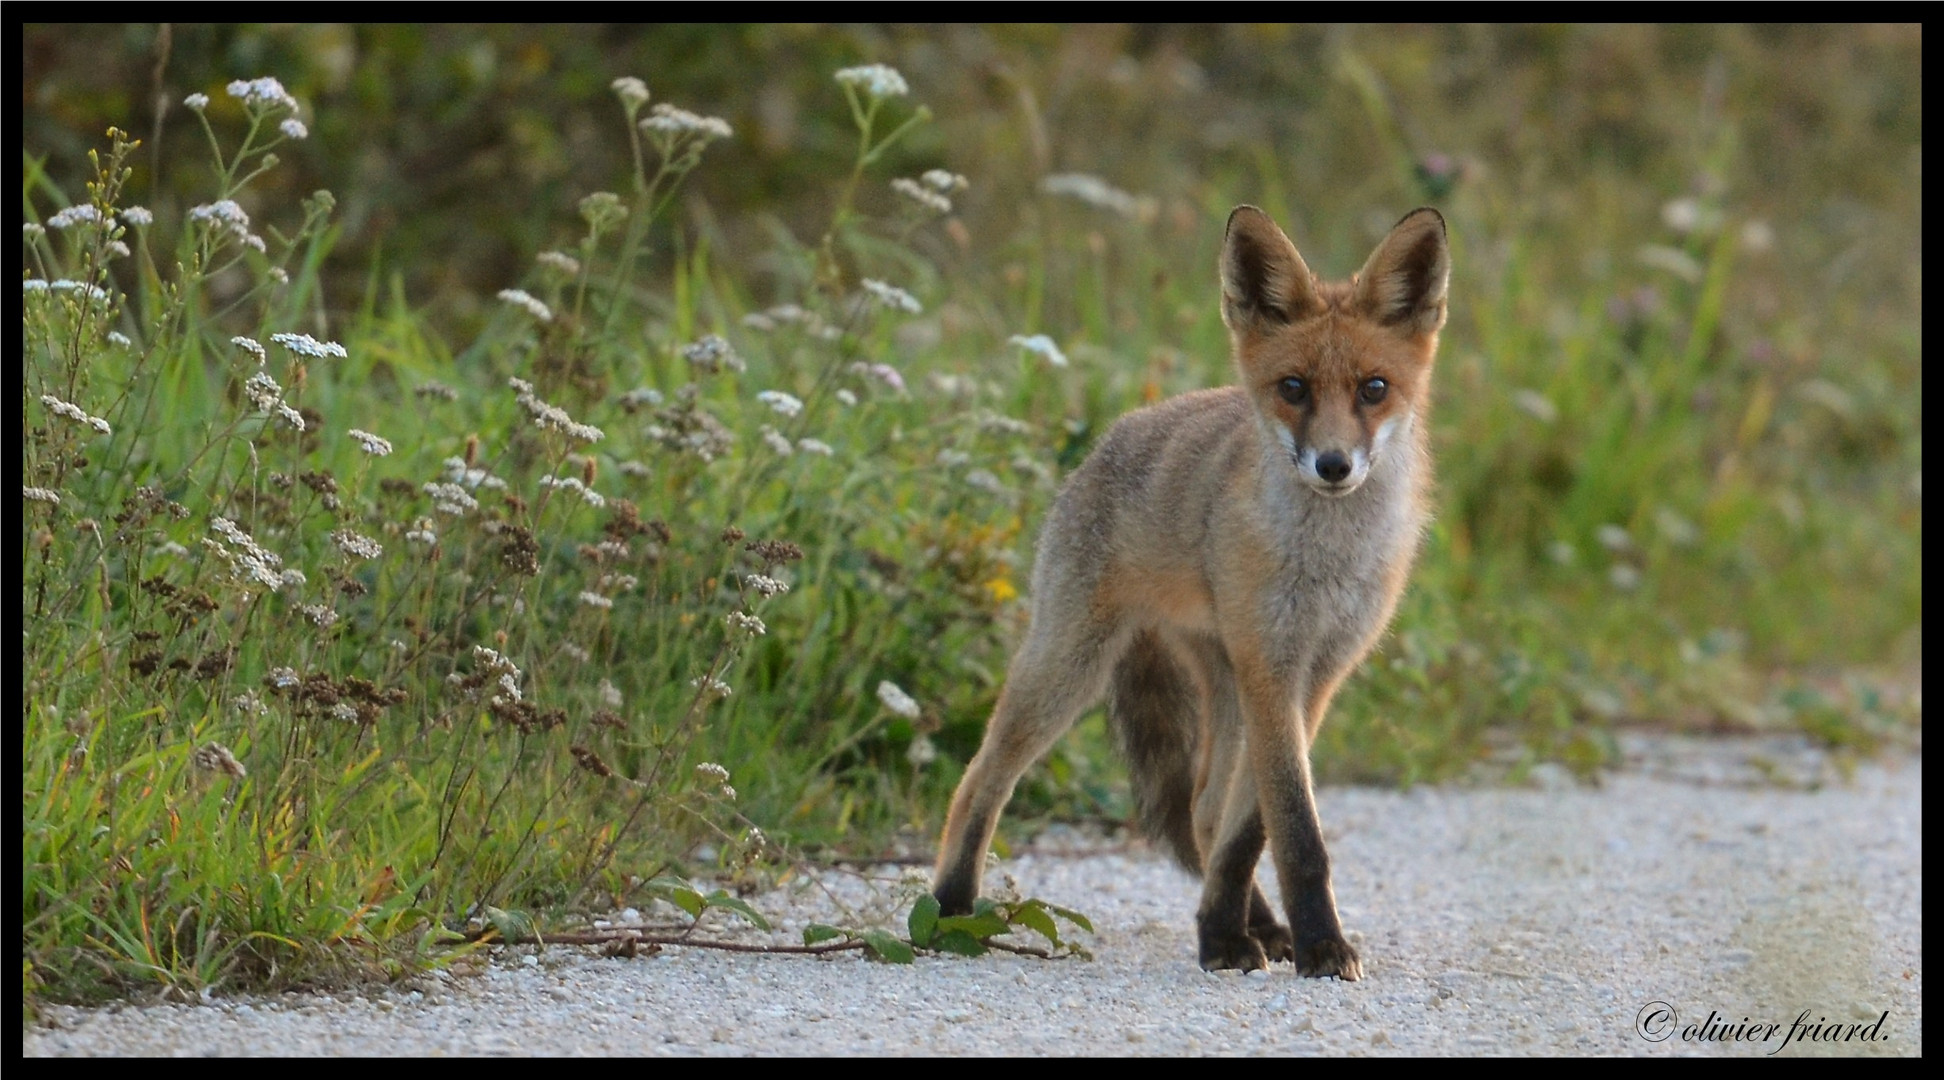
[21,26,1921,1006]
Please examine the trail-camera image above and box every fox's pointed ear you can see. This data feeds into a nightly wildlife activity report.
[1221,206,1322,332]
[1352,208,1449,337]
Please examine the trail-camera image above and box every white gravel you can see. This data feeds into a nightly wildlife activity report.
[25,736,1921,1056]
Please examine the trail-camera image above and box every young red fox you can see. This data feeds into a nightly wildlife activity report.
[933,206,1449,979]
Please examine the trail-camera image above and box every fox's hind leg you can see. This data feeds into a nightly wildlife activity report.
[933,614,1126,916]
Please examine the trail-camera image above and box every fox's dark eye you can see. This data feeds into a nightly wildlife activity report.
[1278,377,1309,406]
[1359,377,1388,405]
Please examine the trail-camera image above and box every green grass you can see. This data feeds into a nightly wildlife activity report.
[21,27,1920,1006]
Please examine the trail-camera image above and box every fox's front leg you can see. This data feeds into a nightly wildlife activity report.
[1231,657,1361,980]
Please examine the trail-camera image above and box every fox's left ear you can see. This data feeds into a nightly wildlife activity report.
[1352,208,1449,337]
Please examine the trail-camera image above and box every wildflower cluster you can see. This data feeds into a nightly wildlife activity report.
[498,288,554,323]
[891,169,968,215]
[835,64,910,100]
[242,370,306,430]
[861,278,922,314]
[204,517,288,591]
[270,332,347,359]
[39,395,111,435]
[188,199,266,252]
[682,334,746,375]
[509,378,604,443]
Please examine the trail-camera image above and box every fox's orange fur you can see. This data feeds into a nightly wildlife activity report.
[933,205,1450,978]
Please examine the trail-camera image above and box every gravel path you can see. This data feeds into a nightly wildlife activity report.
[26,736,1921,1056]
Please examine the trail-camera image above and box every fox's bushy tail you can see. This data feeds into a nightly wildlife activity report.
[1107,630,1203,875]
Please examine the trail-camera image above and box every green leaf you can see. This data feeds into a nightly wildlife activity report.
[932,929,988,957]
[972,897,999,918]
[907,894,940,947]
[669,886,706,918]
[936,913,1010,941]
[861,929,915,964]
[802,923,845,946]
[1043,902,1094,934]
[1012,903,1061,946]
[703,890,771,931]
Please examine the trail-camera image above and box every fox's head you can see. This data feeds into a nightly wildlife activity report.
[1220,205,1449,497]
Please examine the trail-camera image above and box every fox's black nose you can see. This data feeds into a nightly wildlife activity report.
[1315,451,1352,483]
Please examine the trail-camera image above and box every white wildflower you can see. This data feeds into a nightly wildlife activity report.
[861,278,922,314]
[40,395,111,435]
[156,540,190,558]
[611,76,651,110]
[892,177,951,214]
[513,382,603,442]
[23,223,45,239]
[183,92,210,111]
[599,679,624,708]
[119,206,153,226]
[797,438,834,456]
[726,611,767,636]
[267,266,289,284]
[267,666,300,689]
[278,568,308,590]
[301,604,338,628]
[46,279,110,301]
[22,279,49,293]
[756,390,804,418]
[835,63,909,100]
[936,448,970,468]
[579,591,614,610]
[876,680,921,719]
[761,427,795,456]
[107,331,132,348]
[906,734,938,768]
[231,690,268,716]
[348,428,393,456]
[422,482,478,516]
[922,169,968,193]
[497,288,553,323]
[327,703,358,724]
[690,676,733,700]
[243,370,284,412]
[105,240,131,258]
[231,336,267,362]
[746,574,789,598]
[599,573,638,592]
[279,118,308,140]
[620,387,664,408]
[47,204,103,230]
[188,742,248,781]
[1041,173,1150,218]
[695,762,730,784]
[536,250,581,275]
[682,334,745,374]
[618,460,651,478]
[1010,333,1068,368]
[834,388,858,407]
[640,103,733,141]
[23,486,62,505]
[227,77,300,113]
[331,529,383,560]
[405,519,438,545]
[276,405,306,431]
[269,332,347,359]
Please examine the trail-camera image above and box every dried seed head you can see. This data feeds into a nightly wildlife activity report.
[191,742,247,779]
[720,525,745,545]
[464,433,480,467]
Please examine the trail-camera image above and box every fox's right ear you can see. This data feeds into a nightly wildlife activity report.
[1221,206,1321,332]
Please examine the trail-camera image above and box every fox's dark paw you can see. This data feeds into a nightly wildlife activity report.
[1198,926,1270,972]
[931,879,975,918]
[1249,920,1296,964]
[1295,935,1363,980]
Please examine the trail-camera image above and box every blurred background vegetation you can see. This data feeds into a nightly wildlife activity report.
[21,24,1920,1000]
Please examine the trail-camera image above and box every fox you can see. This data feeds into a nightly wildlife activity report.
[932,205,1449,979]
